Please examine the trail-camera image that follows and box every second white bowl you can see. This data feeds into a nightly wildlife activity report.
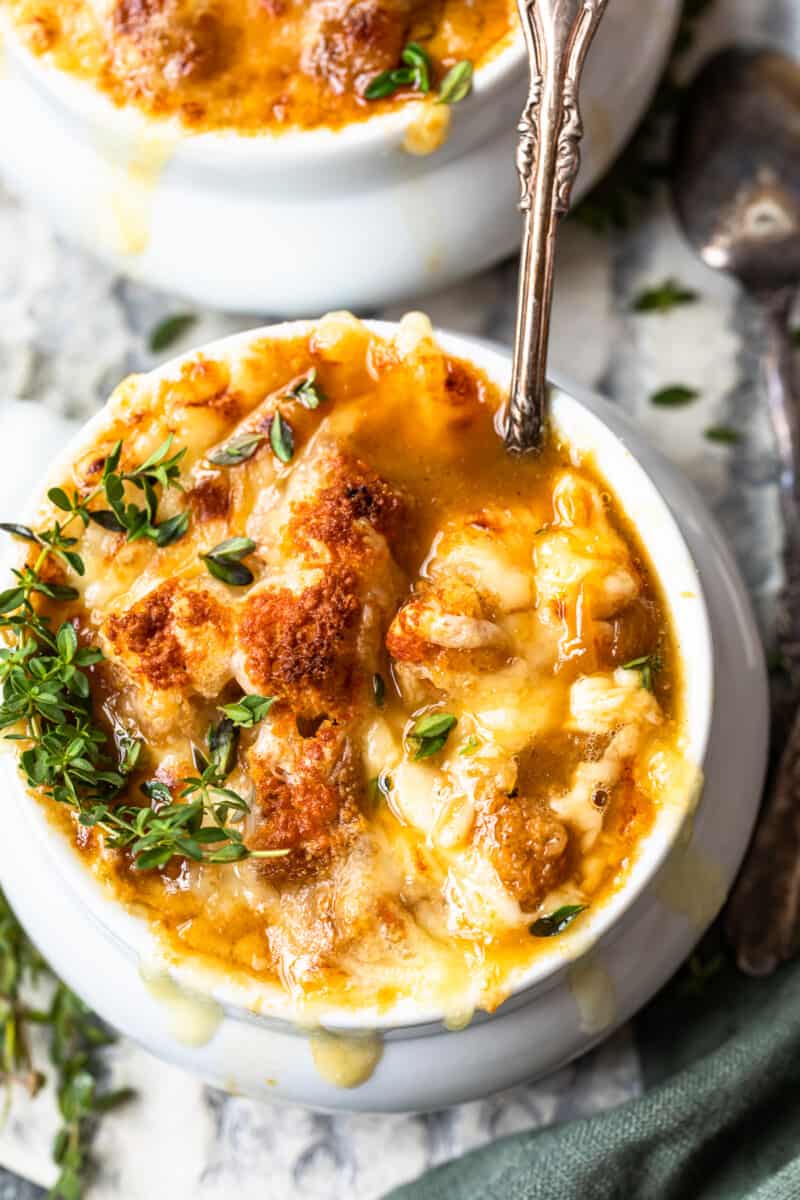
[0,0,681,313]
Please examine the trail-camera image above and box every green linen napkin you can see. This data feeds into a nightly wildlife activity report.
[385,933,800,1199]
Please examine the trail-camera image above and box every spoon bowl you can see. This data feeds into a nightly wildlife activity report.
[672,48,800,294]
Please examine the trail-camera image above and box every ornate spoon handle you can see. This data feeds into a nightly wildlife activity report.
[506,0,609,454]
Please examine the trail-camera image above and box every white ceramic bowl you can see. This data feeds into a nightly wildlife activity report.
[0,322,769,1111]
[0,0,680,313]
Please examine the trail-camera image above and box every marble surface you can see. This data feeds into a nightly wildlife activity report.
[0,0,797,1195]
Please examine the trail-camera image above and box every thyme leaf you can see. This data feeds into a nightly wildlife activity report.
[148,314,196,354]
[408,712,457,760]
[208,434,265,467]
[438,60,473,105]
[632,278,698,313]
[269,412,295,464]
[365,41,432,99]
[622,653,661,692]
[530,904,587,938]
[704,425,741,445]
[651,385,700,408]
[219,694,275,728]
[289,368,325,411]
[201,537,256,587]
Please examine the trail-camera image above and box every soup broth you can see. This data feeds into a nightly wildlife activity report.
[7,314,686,1016]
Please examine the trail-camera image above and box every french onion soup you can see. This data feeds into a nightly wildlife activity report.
[2,1,516,135]
[3,314,688,1016]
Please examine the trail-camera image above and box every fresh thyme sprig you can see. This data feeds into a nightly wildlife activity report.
[365,42,473,106]
[623,653,662,692]
[49,985,134,1200]
[1,889,133,1199]
[365,41,431,100]
[0,889,47,1109]
[45,434,189,549]
[71,701,286,871]
[0,437,284,874]
[125,708,287,870]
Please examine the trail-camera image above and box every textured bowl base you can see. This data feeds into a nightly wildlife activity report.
[0,366,767,1114]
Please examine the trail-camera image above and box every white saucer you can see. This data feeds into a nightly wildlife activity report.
[0,367,768,1113]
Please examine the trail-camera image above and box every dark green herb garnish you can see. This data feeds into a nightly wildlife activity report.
[793,328,800,348]
[208,433,265,467]
[1,889,47,1108]
[219,694,274,728]
[0,474,279,874]
[365,41,432,99]
[529,904,587,938]
[148,313,197,354]
[269,411,294,464]
[623,653,661,692]
[49,434,190,548]
[651,385,700,408]
[367,772,393,807]
[704,425,741,445]
[207,717,239,779]
[0,523,38,543]
[117,733,143,775]
[409,712,457,760]
[372,673,386,708]
[154,511,190,548]
[289,369,325,411]
[632,278,698,313]
[438,60,473,105]
[401,42,431,91]
[1,888,134,1198]
[459,735,480,757]
[49,985,134,1200]
[131,706,288,869]
[201,536,256,587]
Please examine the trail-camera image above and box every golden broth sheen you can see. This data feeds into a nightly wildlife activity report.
[20,314,685,1018]
[4,0,516,134]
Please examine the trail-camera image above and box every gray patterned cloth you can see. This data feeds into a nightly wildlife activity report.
[0,0,797,1194]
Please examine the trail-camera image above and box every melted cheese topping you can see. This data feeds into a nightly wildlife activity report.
[18,313,687,1017]
[3,0,516,134]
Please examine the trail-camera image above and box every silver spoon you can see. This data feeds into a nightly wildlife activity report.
[671,47,800,976]
[505,0,609,453]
